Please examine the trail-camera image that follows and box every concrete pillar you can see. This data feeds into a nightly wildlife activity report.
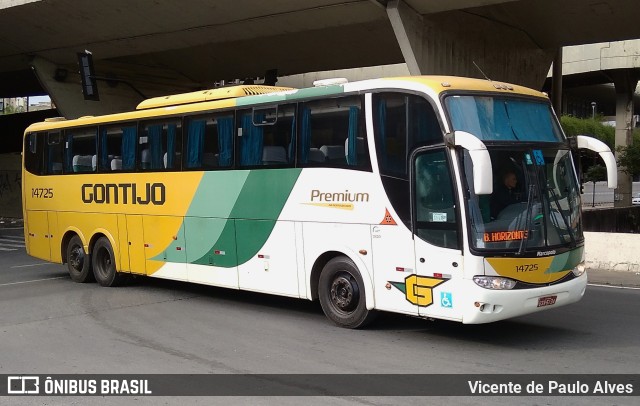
[611,70,639,207]
[29,56,146,119]
[552,48,563,115]
[386,0,423,75]
[386,2,555,89]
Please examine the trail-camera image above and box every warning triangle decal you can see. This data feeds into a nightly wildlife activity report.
[380,208,397,225]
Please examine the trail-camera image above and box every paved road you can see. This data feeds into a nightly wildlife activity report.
[581,181,640,207]
[0,227,638,406]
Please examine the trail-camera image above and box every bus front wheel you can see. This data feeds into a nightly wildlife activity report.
[318,256,376,329]
[66,235,93,283]
[92,237,125,287]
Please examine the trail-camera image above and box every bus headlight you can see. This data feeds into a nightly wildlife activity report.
[473,276,516,290]
[572,262,586,277]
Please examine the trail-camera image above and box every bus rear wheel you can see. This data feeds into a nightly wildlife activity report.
[318,256,376,329]
[66,235,93,283]
[92,237,125,287]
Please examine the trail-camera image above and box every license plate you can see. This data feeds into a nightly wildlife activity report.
[537,295,557,307]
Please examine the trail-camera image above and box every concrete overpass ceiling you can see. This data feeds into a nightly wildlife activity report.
[0,0,388,68]
[111,21,402,85]
[456,0,640,48]
[1,0,639,98]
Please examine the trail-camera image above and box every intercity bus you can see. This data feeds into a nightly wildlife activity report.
[22,76,617,328]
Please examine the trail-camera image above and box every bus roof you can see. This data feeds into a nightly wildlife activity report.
[25,76,547,134]
[135,85,295,110]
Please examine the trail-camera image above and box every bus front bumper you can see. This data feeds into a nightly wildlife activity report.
[461,272,588,324]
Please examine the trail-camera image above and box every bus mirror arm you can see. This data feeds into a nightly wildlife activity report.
[450,131,493,195]
[576,135,617,189]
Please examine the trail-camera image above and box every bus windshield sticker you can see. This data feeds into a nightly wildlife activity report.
[431,213,447,222]
[525,153,533,166]
[533,149,545,165]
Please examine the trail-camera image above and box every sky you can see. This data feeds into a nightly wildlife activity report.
[28,95,51,105]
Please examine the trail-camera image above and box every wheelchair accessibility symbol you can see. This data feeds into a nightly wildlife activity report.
[441,292,453,308]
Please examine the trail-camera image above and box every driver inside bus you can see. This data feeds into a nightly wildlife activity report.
[491,169,522,219]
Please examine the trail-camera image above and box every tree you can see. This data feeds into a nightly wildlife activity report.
[583,164,607,207]
[616,143,640,178]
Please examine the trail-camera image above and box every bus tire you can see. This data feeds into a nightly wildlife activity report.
[66,235,94,283]
[92,237,125,287]
[318,256,377,329]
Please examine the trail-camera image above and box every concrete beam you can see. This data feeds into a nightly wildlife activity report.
[387,0,423,75]
[415,11,555,89]
[29,57,142,118]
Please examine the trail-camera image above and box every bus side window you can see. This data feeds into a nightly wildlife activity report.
[298,96,369,171]
[139,119,183,170]
[240,104,296,167]
[46,132,63,174]
[24,132,44,175]
[373,92,443,178]
[98,124,136,172]
[185,113,233,170]
[64,127,97,173]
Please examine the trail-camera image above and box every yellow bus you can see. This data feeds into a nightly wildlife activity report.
[22,76,616,328]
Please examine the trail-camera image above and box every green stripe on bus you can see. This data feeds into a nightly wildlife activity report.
[157,169,301,267]
[546,246,583,274]
[236,85,345,107]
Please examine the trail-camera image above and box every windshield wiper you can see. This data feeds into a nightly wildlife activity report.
[547,185,576,248]
[517,183,535,256]
[514,154,535,256]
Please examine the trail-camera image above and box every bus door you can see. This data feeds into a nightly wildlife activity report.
[371,219,419,316]
[412,147,463,318]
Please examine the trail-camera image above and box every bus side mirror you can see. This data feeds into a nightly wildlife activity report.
[576,135,617,189]
[451,131,493,195]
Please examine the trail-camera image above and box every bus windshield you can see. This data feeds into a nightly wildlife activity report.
[445,95,564,143]
[462,147,583,253]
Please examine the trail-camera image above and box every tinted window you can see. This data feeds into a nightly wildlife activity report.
[445,95,563,142]
[373,93,442,178]
[298,96,370,171]
[414,148,459,249]
[238,105,296,168]
[139,119,183,170]
[98,124,137,172]
[46,132,63,174]
[185,112,234,169]
[65,127,97,173]
[24,132,44,175]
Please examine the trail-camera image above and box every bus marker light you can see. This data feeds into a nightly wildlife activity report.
[359,250,367,255]
[144,243,149,248]
[434,273,442,278]
[176,247,182,251]
[396,267,405,272]
[258,254,270,259]
[214,250,225,255]
[172,236,177,240]
[385,282,392,290]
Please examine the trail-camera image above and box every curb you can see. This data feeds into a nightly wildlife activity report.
[587,269,640,288]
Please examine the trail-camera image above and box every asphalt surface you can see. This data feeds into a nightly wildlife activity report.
[0,226,638,406]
